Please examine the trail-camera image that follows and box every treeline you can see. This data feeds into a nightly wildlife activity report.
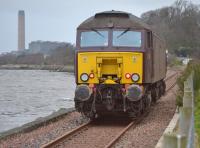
[0,43,75,65]
[44,43,75,65]
[141,0,200,58]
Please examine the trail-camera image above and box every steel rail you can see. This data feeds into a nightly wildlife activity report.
[41,121,91,148]
[104,121,134,148]
[165,78,177,93]
[165,72,178,82]
[165,73,178,93]
[104,118,144,148]
[104,110,150,148]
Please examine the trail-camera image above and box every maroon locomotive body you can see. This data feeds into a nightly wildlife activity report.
[74,11,167,119]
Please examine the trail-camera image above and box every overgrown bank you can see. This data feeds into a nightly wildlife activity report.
[176,60,200,140]
[0,64,74,72]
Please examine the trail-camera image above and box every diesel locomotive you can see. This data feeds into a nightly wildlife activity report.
[74,11,167,119]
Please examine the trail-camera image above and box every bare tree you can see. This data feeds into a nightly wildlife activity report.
[141,0,200,57]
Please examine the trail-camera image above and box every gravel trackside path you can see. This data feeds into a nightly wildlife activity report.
[0,112,88,148]
[113,86,178,148]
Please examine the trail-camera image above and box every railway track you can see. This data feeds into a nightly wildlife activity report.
[41,72,178,148]
[41,121,91,148]
[41,117,146,148]
[104,112,149,148]
[165,72,179,93]
[165,72,177,82]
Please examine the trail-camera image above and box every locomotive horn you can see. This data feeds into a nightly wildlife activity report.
[75,85,92,101]
[126,85,143,101]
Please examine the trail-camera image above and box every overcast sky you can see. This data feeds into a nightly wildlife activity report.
[0,0,199,53]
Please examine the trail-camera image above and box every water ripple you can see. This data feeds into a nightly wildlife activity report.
[0,70,75,133]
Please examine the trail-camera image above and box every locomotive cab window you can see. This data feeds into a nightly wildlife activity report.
[80,30,108,47]
[112,30,141,47]
[147,31,153,48]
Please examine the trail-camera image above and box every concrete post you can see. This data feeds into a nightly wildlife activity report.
[183,91,192,108]
[183,75,193,108]
[179,107,192,136]
[163,133,186,148]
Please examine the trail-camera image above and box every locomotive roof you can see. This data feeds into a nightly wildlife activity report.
[77,10,152,30]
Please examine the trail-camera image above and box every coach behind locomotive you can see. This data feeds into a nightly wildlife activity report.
[74,10,166,119]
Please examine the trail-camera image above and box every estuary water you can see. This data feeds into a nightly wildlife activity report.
[0,70,75,133]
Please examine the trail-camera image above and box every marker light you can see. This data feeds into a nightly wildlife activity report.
[125,73,131,79]
[89,73,95,79]
[80,73,89,82]
[131,73,140,82]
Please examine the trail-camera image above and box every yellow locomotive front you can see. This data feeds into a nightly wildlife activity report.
[74,11,162,119]
[77,52,143,84]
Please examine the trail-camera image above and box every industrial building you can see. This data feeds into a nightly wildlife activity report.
[28,41,68,54]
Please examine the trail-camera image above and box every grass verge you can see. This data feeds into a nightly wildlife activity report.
[195,90,200,144]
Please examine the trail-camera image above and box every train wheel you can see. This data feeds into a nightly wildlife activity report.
[160,85,164,96]
[143,92,152,109]
[128,112,137,119]
[162,81,166,95]
[82,111,96,120]
[151,88,157,103]
[159,81,166,96]
[128,100,143,119]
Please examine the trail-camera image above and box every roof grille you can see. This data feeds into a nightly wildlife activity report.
[95,11,129,18]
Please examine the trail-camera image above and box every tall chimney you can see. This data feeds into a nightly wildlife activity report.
[18,10,25,51]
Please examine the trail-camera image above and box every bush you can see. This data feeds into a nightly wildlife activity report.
[195,90,200,141]
[176,60,200,141]
[167,54,182,67]
[176,60,200,106]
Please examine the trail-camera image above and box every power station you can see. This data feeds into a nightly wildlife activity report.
[18,10,25,51]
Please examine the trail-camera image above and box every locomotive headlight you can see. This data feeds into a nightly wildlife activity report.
[131,73,140,82]
[80,73,89,82]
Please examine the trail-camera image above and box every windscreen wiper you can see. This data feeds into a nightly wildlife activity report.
[91,28,105,38]
[117,28,130,38]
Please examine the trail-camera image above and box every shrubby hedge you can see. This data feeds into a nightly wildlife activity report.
[176,60,200,140]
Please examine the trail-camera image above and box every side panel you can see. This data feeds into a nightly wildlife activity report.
[77,52,143,84]
[143,49,153,83]
[152,36,166,82]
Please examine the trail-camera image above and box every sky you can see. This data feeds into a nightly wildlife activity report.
[0,0,200,53]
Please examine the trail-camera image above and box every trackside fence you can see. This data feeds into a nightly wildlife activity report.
[163,72,199,148]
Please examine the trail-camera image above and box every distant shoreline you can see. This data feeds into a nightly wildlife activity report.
[0,64,74,72]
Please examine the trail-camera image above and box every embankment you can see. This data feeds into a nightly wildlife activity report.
[0,64,74,72]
